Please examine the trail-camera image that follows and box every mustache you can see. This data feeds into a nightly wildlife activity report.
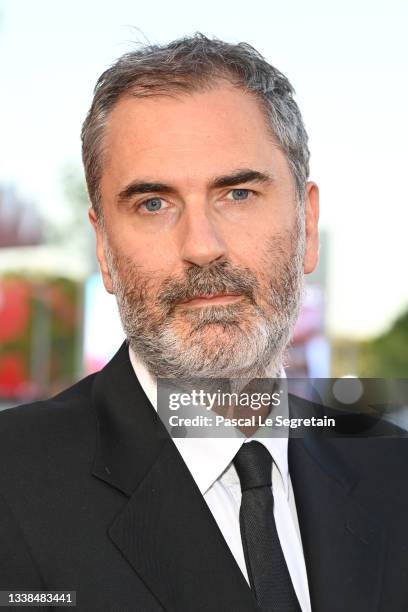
[157,260,259,313]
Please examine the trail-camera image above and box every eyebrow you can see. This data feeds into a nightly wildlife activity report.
[116,168,274,203]
[210,169,274,189]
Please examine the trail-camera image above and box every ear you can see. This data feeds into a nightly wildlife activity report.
[88,207,114,294]
[303,181,320,274]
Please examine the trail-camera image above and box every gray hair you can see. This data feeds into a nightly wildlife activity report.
[81,33,310,219]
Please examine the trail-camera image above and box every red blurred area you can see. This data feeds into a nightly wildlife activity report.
[0,280,31,343]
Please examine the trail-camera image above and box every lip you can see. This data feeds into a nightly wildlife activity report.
[178,293,243,307]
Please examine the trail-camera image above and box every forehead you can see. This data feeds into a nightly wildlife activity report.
[100,85,288,193]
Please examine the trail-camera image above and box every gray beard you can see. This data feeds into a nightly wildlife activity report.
[104,225,305,380]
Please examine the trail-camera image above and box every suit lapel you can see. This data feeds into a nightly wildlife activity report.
[288,408,386,612]
[91,343,257,612]
[109,439,258,612]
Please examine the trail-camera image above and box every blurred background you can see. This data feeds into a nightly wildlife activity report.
[0,0,407,409]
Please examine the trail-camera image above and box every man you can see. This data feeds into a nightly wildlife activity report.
[0,34,407,612]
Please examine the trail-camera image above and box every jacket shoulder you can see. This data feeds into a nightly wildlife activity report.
[0,373,98,474]
[0,372,95,422]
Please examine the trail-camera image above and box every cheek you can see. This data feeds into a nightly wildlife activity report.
[226,219,285,269]
[107,222,179,277]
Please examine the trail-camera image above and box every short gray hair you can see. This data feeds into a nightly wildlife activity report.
[81,33,310,219]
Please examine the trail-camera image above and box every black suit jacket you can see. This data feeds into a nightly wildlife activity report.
[0,342,407,611]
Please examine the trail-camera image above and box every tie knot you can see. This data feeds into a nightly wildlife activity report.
[233,441,272,491]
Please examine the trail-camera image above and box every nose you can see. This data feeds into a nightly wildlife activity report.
[179,205,227,267]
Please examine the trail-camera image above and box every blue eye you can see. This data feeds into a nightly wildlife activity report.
[143,197,162,212]
[230,189,250,201]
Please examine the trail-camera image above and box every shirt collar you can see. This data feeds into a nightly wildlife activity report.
[128,346,289,498]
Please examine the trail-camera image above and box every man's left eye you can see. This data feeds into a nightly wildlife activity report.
[227,189,253,201]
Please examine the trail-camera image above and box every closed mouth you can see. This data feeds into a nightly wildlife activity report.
[179,293,243,306]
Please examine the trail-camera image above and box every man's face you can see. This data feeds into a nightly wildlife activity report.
[90,83,319,378]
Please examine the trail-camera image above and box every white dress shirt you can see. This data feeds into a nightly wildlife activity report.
[129,347,312,612]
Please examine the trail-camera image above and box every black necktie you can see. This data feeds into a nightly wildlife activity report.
[233,441,301,612]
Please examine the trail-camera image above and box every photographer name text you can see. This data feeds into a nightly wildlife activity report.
[168,415,335,429]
